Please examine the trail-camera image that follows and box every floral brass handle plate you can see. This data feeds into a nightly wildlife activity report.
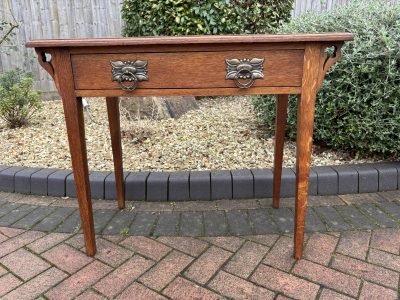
[111,60,148,91]
[225,58,265,89]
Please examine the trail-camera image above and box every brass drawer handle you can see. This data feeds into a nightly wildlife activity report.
[111,60,148,91]
[226,58,264,89]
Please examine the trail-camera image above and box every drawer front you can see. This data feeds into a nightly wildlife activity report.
[71,50,304,90]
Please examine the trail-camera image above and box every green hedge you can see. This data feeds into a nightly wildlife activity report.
[253,0,400,159]
[122,0,293,36]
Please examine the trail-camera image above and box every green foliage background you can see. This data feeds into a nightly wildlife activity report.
[0,69,41,128]
[253,0,400,159]
[122,0,293,36]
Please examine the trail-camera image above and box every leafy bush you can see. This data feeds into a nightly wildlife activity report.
[122,0,293,36]
[0,69,41,128]
[253,0,400,158]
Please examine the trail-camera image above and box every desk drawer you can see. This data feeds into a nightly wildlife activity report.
[71,50,304,90]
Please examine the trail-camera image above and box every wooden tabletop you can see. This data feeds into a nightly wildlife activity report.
[26,33,353,48]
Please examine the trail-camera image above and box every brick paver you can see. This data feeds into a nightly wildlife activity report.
[164,276,224,300]
[42,243,93,273]
[224,240,269,278]
[3,267,67,300]
[263,235,296,271]
[0,192,398,299]
[185,245,231,284]
[293,259,361,297]
[303,232,338,265]
[251,264,319,300]
[336,230,371,260]
[210,270,274,300]
[94,255,154,298]
[139,250,193,291]
[45,261,112,299]
[358,281,398,300]
[0,248,50,280]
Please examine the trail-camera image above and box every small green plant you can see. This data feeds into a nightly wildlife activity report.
[120,227,130,236]
[0,69,41,128]
[253,0,400,159]
[122,0,293,36]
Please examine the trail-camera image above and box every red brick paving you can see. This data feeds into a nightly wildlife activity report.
[157,236,208,256]
[210,270,275,300]
[293,259,361,297]
[367,248,400,272]
[331,254,399,289]
[45,261,112,299]
[93,238,133,267]
[139,250,193,291]
[184,245,231,284]
[94,255,154,298]
[303,232,338,265]
[27,232,70,253]
[116,282,167,300]
[0,228,396,299]
[319,288,355,300]
[3,267,67,300]
[0,209,398,299]
[251,264,319,300]
[120,236,171,260]
[358,281,398,300]
[201,236,245,252]
[336,230,371,260]
[370,228,400,255]
[224,241,269,278]
[0,248,50,280]
[263,235,296,271]
[163,276,224,300]
[0,273,23,297]
[42,243,93,273]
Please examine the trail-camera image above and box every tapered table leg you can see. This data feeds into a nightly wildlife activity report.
[106,97,125,209]
[52,49,96,256]
[273,94,289,209]
[294,43,320,259]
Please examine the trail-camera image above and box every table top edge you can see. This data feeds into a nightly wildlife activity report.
[26,33,353,48]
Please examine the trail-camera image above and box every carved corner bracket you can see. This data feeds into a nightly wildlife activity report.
[317,43,343,90]
[35,48,55,81]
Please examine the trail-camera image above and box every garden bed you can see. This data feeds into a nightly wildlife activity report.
[0,96,377,172]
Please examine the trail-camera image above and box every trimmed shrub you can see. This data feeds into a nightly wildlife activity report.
[253,0,400,158]
[0,69,41,128]
[121,0,293,36]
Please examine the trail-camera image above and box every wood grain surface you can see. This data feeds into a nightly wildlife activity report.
[26,33,353,48]
[71,50,304,90]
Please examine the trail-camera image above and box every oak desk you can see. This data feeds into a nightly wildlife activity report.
[27,33,352,259]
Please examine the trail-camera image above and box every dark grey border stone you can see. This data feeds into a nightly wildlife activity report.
[231,169,254,199]
[146,172,170,201]
[0,166,26,192]
[351,164,379,193]
[211,170,232,200]
[189,171,211,201]
[125,172,149,201]
[31,168,59,196]
[47,170,72,197]
[314,166,338,195]
[14,167,42,194]
[168,171,190,201]
[0,162,398,201]
[252,169,273,198]
[331,165,358,195]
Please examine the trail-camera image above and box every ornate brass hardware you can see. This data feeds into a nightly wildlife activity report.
[111,60,148,91]
[225,58,264,89]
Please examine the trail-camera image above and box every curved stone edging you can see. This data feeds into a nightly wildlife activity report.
[0,162,399,201]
